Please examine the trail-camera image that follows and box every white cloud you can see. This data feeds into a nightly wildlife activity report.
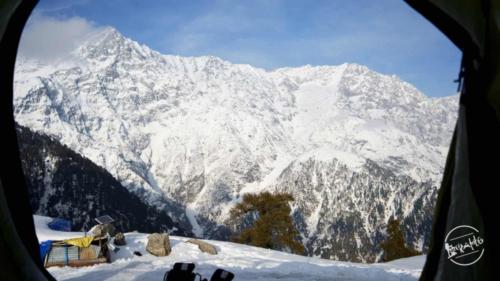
[18,13,103,62]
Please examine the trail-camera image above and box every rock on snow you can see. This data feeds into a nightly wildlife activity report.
[35,215,424,280]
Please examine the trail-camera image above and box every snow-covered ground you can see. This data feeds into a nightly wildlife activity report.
[35,215,425,281]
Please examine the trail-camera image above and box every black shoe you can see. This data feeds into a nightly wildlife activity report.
[164,263,197,281]
[209,269,234,281]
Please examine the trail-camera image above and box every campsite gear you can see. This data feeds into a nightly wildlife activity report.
[39,240,52,262]
[95,215,114,225]
[45,243,79,266]
[43,236,110,268]
[107,241,119,253]
[47,218,71,232]
[114,232,126,246]
[209,269,234,281]
[163,263,197,281]
[64,237,93,248]
[88,223,116,238]
[186,239,217,255]
[146,233,171,256]
[102,233,120,253]
[79,245,101,260]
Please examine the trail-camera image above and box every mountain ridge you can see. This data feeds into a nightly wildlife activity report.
[16,123,192,235]
[14,27,458,262]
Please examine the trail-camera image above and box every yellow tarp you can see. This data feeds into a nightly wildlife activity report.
[64,236,94,248]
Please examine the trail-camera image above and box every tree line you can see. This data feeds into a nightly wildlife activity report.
[228,191,419,261]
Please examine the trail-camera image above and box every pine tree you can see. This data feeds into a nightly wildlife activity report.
[380,217,420,261]
[229,191,305,254]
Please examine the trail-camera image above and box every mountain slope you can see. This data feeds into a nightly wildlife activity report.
[14,27,458,261]
[276,157,435,262]
[17,124,192,235]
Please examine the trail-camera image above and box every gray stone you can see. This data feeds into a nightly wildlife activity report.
[186,238,218,255]
[146,233,171,256]
[114,232,126,246]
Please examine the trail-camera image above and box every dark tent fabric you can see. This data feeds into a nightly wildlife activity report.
[405,0,500,280]
[1,0,57,280]
[47,218,71,232]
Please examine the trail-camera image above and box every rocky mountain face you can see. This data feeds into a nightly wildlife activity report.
[14,27,458,261]
[276,158,436,262]
[16,124,192,235]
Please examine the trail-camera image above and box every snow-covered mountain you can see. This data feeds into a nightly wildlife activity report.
[14,27,458,262]
[17,124,191,235]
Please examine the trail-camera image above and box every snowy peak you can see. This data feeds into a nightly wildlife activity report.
[78,27,129,55]
[76,27,160,68]
[14,26,458,262]
[76,27,249,78]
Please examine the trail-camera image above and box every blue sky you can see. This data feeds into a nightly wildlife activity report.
[29,0,461,97]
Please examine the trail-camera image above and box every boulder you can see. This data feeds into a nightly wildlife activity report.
[114,232,126,246]
[186,239,218,255]
[146,233,171,256]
